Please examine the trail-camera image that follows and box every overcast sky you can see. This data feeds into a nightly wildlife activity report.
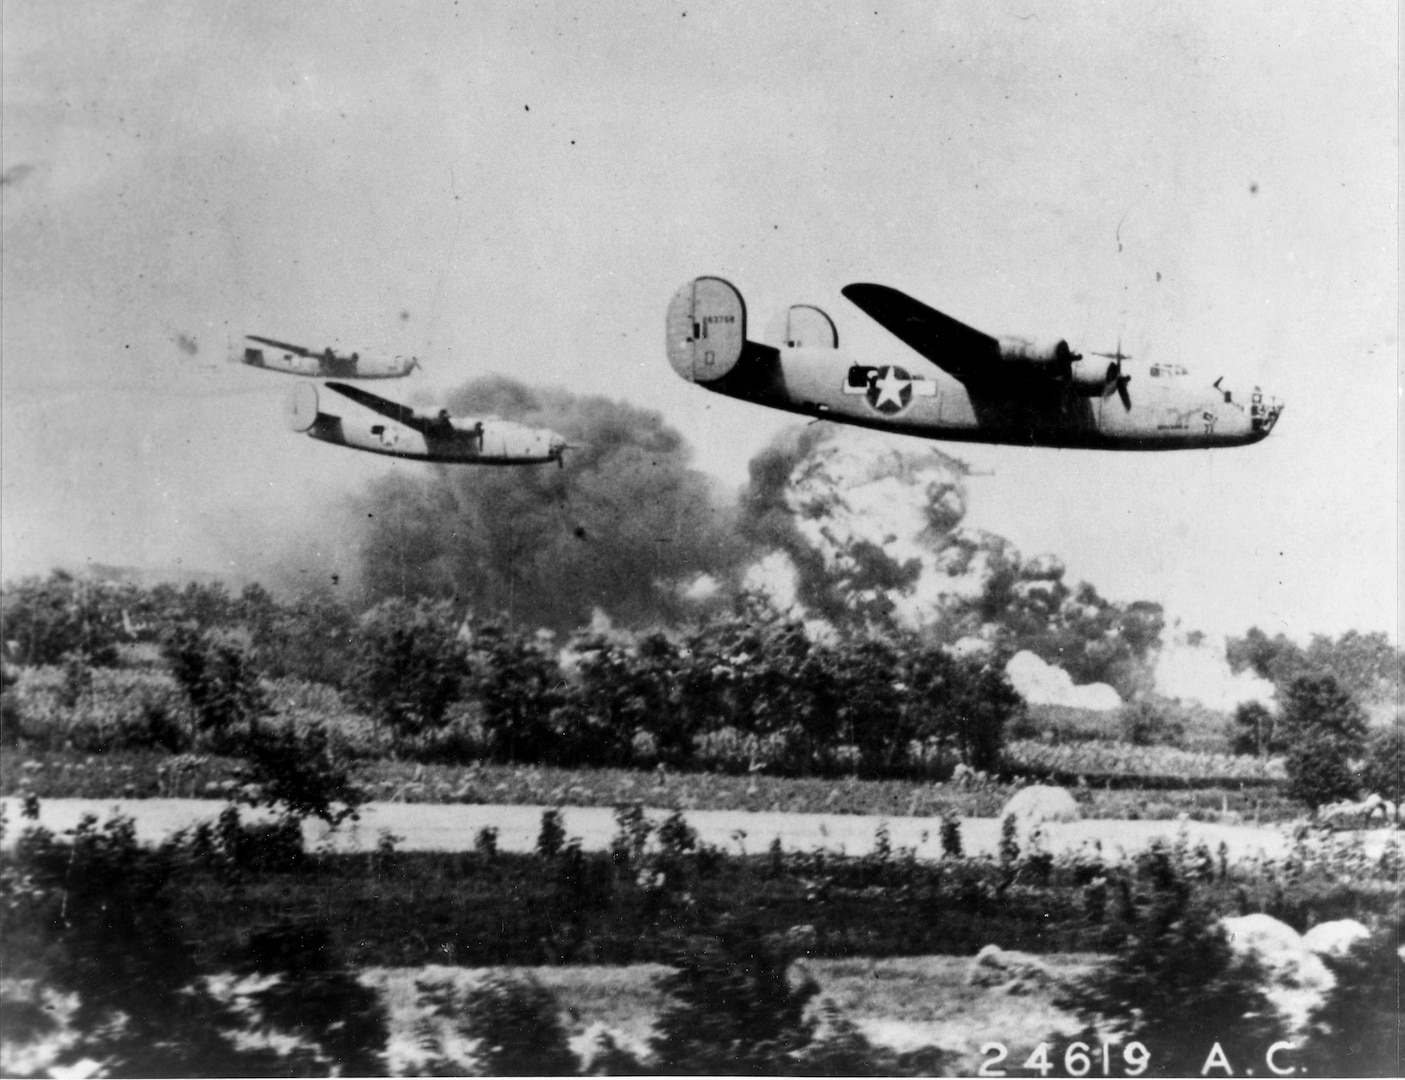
[2,1,1397,642]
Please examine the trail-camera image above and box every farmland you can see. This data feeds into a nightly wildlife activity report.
[1,574,1400,1075]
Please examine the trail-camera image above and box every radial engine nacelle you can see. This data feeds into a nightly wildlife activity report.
[995,335,1078,367]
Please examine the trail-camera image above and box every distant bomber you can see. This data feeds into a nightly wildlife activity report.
[667,277,1283,450]
[240,334,420,379]
[285,382,573,467]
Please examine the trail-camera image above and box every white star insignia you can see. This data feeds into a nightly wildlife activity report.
[873,367,910,409]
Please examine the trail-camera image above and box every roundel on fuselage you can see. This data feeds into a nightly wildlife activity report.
[666,276,746,383]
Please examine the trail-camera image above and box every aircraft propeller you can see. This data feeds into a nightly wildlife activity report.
[1090,341,1133,411]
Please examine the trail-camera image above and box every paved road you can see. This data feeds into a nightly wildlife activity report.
[4,797,1394,863]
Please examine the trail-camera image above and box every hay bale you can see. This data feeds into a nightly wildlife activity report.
[1002,785,1080,826]
[1301,919,1370,959]
[1221,914,1334,1034]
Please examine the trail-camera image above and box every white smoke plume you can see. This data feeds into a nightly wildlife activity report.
[1004,650,1123,711]
[1155,633,1278,712]
[740,425,989,629]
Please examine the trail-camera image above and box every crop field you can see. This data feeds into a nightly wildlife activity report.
[2,750,1305,823]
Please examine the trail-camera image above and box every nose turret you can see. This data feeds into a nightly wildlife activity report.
[1249,386,1284,439]
[548,432,579,468]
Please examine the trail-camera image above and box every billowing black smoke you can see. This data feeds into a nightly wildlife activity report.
[351,377,746,631]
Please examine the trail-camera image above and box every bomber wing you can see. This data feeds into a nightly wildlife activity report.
[841,284,1002,385]
[325,381,433,432]
[247,334,320,358]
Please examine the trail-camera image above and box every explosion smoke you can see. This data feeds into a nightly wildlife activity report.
[348,388,1173,700]
[351,377,743,631]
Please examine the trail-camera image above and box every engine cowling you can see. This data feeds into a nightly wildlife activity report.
[1068,356,1118,392]
[995,335,1077,367]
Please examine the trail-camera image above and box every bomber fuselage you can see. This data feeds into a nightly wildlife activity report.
[666,276,1283,451]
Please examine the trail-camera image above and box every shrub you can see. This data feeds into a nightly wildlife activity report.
[649,921,819,1074]
[233,920,389,1076]
[0,810,386,1075]
[415,974,577,1075]
[1058,841,1288,1077]
[1303,920,1404,1076]
[1119,698,1185,748]
[537,808,567,858]
[940,813,963,859]
[10,666,194,753]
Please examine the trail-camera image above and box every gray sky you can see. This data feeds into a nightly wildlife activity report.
[2,0,1397,641]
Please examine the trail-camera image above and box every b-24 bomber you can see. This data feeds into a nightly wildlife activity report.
[667,277,1283,450]
[285,382,572,467]
[240,335,420,379]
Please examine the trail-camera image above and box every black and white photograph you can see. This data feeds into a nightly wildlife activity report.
[1,1,1399,1075]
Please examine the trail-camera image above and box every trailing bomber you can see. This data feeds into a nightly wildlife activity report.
[285,382,573,467]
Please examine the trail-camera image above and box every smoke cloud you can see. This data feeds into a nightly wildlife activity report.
[739,425,980,628]
[351,377,745,630]
[345,392,1182,705]
[1155,633,1278,711]
[734,423,1169,701]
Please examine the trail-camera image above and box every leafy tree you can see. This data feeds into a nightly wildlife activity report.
[945,655,1023,773]
[1229,627,1401,708]
[353,597,467,743]
[162,626,267,752]
[1226,626,1309,689]
[558,631,680,767]
[1303,629,1401,707]
[1279,674,1369,811]
[1,662,22,745]
[1230,700,1278,756]
[234,720,364,828]
[464,621,564,763]
[1058,842,1287,1077]
[0,571,123,667]
[828,636,906,773]
[1359,714,1402,809]
[245,586,359,687]
[650,921,819,1074]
